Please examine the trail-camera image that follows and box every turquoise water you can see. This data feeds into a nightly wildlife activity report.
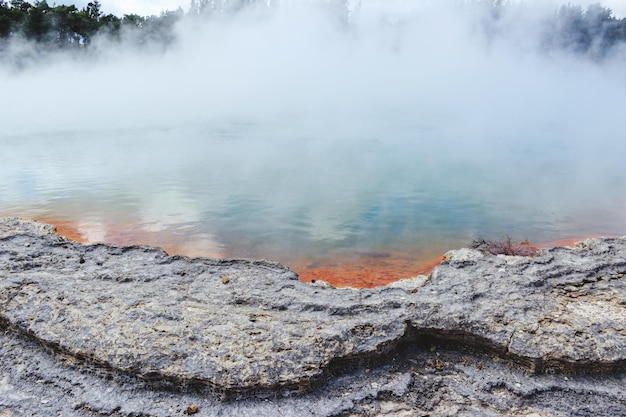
[2,117,625,267]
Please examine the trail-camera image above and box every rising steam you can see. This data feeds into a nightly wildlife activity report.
[1,0,625,263]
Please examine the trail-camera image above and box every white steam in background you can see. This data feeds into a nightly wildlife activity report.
[1,0,626,258]
[70,0,187,16]
[72,0,626,19]
[2,0,625,131]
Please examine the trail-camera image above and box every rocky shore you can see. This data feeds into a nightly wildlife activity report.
[1,217,625,416]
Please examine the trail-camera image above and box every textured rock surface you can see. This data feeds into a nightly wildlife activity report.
[1,217,625,416]
[411,242,626,373]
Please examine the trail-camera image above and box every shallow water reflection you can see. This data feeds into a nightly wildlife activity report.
[2,122,625,287]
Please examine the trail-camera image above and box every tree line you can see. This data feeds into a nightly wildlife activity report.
[0,0,182,47]
[1,0,626,57]
[547,3,626,56]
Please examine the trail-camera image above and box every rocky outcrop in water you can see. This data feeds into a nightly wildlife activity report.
[1,217,625,416]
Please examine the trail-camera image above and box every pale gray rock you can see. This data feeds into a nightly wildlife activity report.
[0,220,409,393]
[1,217,625,416]
[413,240,626,373]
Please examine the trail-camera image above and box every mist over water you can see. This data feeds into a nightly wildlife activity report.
[2,1,626,281]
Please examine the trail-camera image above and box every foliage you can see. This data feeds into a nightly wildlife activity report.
[543,3,626,57]
[0,0,182,47]
[0,1,625,58]
[471,237,539,257]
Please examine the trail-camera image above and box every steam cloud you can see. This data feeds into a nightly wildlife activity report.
[1,0,626,260]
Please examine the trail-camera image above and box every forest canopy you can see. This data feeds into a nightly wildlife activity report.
[0,0,182,46]
[1,1,626,62]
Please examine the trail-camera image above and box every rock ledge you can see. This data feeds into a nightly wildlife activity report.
[1,217,625,416]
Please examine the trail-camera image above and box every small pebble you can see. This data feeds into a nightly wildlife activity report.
[431,359,445,370]
[183,403,198,415]
[221,276,230,284]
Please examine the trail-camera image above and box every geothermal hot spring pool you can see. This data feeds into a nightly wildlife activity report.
[1,3,626,287]
[2,119,625,287]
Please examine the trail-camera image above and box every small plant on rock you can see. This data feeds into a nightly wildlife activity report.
[471,236,538,256]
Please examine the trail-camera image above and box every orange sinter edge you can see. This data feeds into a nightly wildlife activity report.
[292,256,444,288]
[32,217,611,289]
[37,218,87,244]
[33,217,221,258]
[35,216,444,288]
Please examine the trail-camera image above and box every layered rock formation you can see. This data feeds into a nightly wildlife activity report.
[1,217,624,416]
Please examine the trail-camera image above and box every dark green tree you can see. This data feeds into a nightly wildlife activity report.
[584,3,619,52]
[98,12,121,39]
[0,1,12,38]
[49,4,81,44]
[84,0,101,23]
[22,0,50,41]
[74,1,102,43]
[553,5,590,53]
[122,13,144,28]
[548,3,626,57]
